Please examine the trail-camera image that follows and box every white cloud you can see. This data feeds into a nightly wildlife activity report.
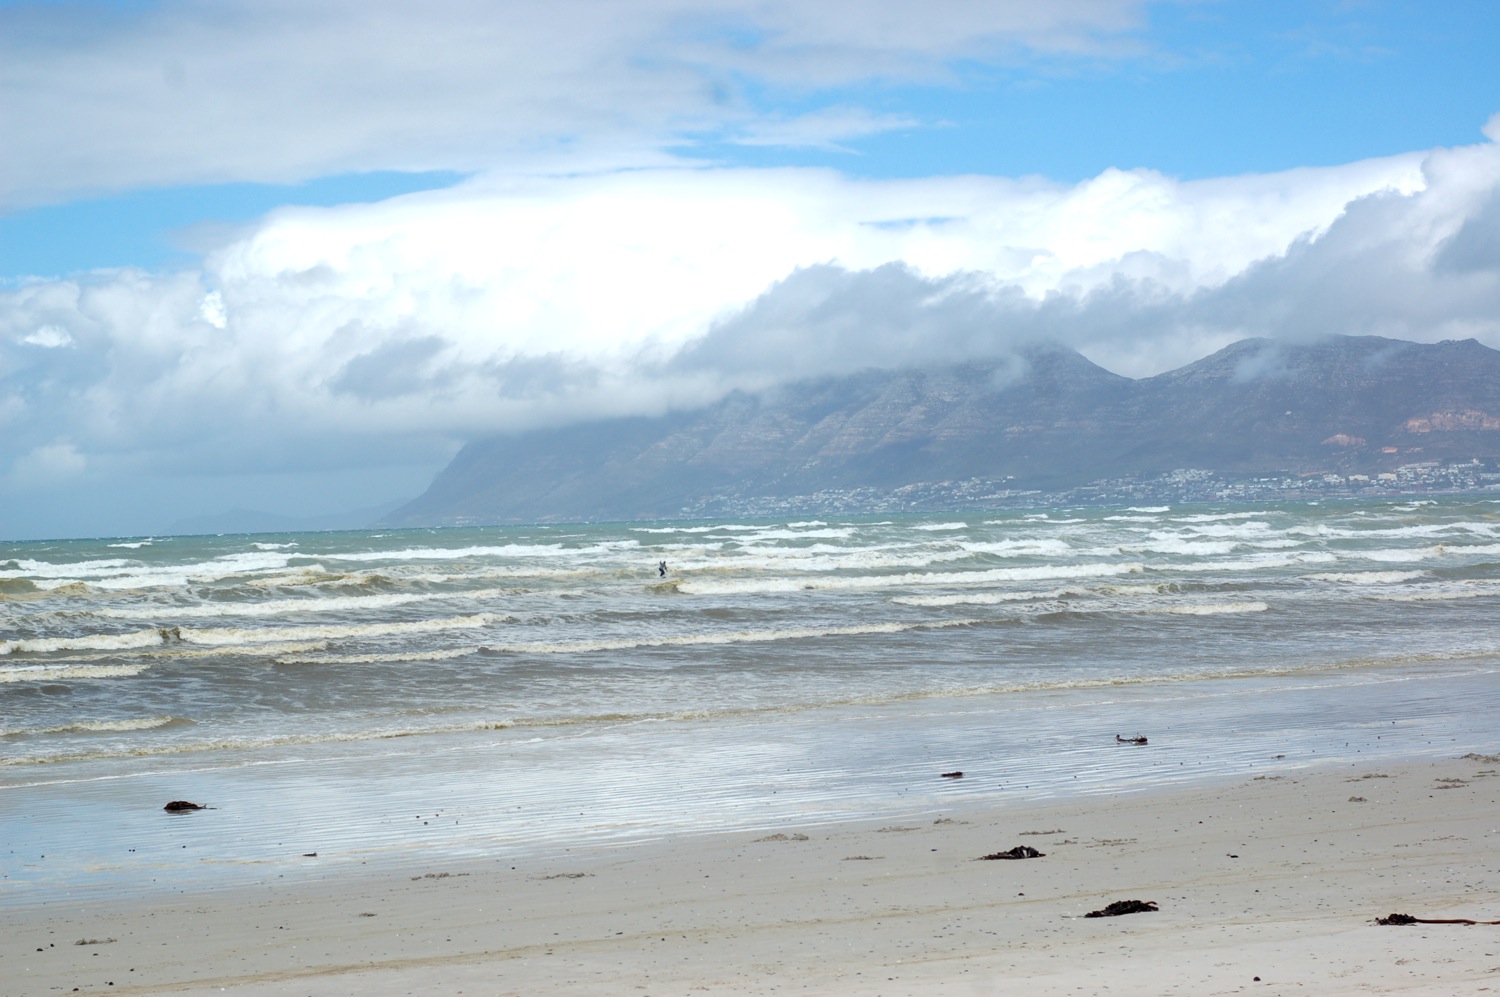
[731,107,920,150]
[9,442,86,487]
[199,291,226,329]
[0,0,1163,208]
[21,325,73,348]
[7,0,1495,540]
[5,131,1491,502]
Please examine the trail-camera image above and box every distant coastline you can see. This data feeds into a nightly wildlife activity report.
[413,462,1500,529]
[679,461,1500,520]
[385,336,1500,529]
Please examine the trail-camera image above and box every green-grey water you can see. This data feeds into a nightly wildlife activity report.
[5,496,1500,902]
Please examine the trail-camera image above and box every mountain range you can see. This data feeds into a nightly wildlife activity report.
[382,335,1500,526]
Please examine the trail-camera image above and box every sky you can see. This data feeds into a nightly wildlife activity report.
[3,0,1500,540]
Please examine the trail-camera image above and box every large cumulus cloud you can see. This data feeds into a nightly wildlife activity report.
[5,117,1500,537]
[6,130,1490,494]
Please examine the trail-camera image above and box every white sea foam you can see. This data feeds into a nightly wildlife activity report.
[0,629,169,656]
[1169,512,1265,523]
[630,524,723,533]
[764,542,903,558]
[275,646,479,665]
[2,556,133,577]
[1171,522,1275,538]
[1128,537,1239,556]
[1146,601,1269,616]
[1307,571,1428,585]
[733,528,858,542]
[892,587,1086,607]
[576,539,643,554]
[425,565,599,585]
[677,561,1144,595]
[1368,582,1500,602]
[244,566,334,587]
[1290,521,1500,541]
[1,550,298,590]
[179,612,509,646]
[145,639,331,659]
[319,543,566,562]
[685,546,971,576]
[582,618,986,653]
[283,618,982,664]
[1438,542,1500,557]
[1009,516,1085,524]
[0,663,149,683]
[914,522,968,531]
[630,524,761,534]
[1356,547,1440,563]
[5,715,179,736]
[1168,552,1336,572]
[1013,598,1268,618]
[957,538,1076,557]
[106,540,154,549]
[25,580,92,594]
[95,587,519,621]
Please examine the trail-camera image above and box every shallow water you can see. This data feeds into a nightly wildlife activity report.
[5,497,1500,903]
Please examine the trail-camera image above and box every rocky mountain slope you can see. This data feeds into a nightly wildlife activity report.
[383,336,1500,525]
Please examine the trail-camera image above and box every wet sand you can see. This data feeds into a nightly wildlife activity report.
[8,753,1500,996]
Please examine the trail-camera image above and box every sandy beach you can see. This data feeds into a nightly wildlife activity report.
[8,752,1500,997]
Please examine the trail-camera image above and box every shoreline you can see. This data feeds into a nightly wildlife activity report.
[8,751,1500,996]
[8,656,1500,905]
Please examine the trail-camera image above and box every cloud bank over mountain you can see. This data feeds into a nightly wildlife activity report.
[2,0,1498,538]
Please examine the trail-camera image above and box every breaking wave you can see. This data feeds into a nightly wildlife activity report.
[0,663,150,683]
[1307,571,1428,585]
[94,587,516,621]
[2,715,181,737]
[177,613,510,646]
[678,562,1144,596]
[277,618,983,664]
[1146,601,1268,616]
[1,629,170,656]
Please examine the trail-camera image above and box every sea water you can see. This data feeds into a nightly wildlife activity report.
[5,497,1500,902]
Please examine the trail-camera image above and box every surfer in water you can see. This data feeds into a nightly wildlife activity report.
[658,560,668,577]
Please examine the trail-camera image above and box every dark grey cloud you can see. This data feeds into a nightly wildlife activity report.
[661,153,1500,396]
[331,335,451,399]
[665,263,1035,386]
[1435,190,1500,275]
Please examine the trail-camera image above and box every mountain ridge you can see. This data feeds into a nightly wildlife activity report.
[383,335,1500,526]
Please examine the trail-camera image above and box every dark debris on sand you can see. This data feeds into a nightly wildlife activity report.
[1084,899,1158,917]
[1377,912,1500,925]
[980,845,1046,860]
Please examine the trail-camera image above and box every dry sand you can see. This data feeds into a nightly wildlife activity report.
[8,754,1500,996]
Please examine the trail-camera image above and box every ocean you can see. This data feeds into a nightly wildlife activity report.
[5,497,1500,903]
